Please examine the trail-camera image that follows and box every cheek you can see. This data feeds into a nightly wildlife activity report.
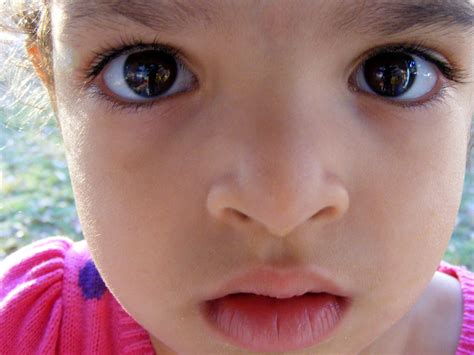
[349,98,467,293]
[327,100,469,349]
[54,79,212,299]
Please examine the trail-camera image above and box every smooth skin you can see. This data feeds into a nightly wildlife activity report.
[28,0,472,353]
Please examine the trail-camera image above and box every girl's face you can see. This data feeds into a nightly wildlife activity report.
[50,0,473,353]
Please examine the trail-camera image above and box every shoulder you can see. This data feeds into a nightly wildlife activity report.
[0,236,85,353]
[0,236,148,354]
[405,262,474,355]
[437,261,474,354]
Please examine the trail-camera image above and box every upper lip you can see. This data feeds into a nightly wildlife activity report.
[204,265,349,300]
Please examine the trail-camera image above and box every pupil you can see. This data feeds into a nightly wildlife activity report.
[364,52,417,97]
[124,50,177,98]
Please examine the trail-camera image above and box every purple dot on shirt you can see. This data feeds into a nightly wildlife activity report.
[79,259,107,300]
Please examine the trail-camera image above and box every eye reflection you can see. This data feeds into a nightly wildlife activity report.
[364,52,417,97]
[355,50,439,102]
[123,50,177,98]
[102,48,195,103]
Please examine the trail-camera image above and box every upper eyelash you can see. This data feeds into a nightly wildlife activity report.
[83,33,185,82]
[356,40,471,85]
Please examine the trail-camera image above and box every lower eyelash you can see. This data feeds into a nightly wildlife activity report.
[87,85,161,114]
[390,84,455,112]
[350,79,455,113]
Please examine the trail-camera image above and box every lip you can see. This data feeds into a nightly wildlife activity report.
[199,265,351,352]
[202,265,350,301]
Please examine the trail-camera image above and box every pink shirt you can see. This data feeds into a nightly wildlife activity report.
[1,236,473,354]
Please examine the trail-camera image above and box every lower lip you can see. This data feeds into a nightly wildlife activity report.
[201,292,348,352]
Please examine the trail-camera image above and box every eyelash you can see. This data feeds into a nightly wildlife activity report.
[83,35,470,113]
[83,34,188,113]
[350,40,470,111]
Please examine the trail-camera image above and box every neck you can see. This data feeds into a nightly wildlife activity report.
[358,309,414,355]
[360,270,463,355]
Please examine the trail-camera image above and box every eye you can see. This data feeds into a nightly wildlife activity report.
[102,49,195,102]
[354,51,438,101]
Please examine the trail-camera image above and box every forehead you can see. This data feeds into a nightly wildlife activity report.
[54,0,474,40]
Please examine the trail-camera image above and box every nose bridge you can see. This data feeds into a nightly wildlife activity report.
[207,71,348,237]
[241,62,332,188]
[247,102,321,205]
[242,104,332,235]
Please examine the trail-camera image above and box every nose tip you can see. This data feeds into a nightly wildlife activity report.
[207,173,349,238]
[225,205,340,237]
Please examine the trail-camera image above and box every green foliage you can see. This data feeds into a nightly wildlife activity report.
[1,107,473,270]
[444,173,474,269]
[0,108,82,258]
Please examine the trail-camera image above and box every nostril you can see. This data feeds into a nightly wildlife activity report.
[312,206,337,220]
[223,208,250,222]
[235,211,250,221]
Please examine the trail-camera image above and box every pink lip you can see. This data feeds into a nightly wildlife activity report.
[202,265,349,300]
[199,266,351,352]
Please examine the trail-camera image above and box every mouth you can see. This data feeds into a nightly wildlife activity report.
[198,267,351,352]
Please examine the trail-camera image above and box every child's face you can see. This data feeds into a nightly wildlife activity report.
[50,0,473,353]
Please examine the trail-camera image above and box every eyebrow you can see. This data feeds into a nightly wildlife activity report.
[65,0,474,39]
[337,0,474,37]
[65,0,219,34]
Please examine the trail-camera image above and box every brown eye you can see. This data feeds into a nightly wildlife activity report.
[103,49,195,102]
[364,52,417,97]
[354,51,438,101]
[124,50,177,98]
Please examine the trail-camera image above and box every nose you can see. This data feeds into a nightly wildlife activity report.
[206,103,349,238]
[207,171,348,238]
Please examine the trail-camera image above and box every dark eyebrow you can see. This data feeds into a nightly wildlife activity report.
[64,0,473,39]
